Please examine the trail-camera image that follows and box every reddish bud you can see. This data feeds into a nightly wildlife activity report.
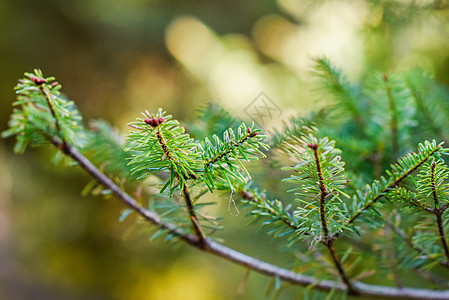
[247,127,252,134]
[158,117,165,124]
[249,131,258,138]
[307,143,318,150]
[30,75,46,85]
[144,117,161,127]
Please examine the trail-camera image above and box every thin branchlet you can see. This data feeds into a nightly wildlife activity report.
[429,162,449,262]
[155,126,206,246]
[38,83,68,150]
[238,189,299,232]
[309,143,354,292]
[310,144,330,241]
[386,219,449,269]
[205,129,258,166]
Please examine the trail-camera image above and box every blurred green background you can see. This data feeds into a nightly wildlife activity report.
[1,1,449,299]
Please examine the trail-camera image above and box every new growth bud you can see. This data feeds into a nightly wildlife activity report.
[30,75,47,85]
[144,116,165,127]
[307,143,318,150]
[247,127,258,137]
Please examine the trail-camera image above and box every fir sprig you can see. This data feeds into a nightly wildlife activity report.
[347,140,445,225]
[390,158,449,264]
[313,58,364,127]
[197,123,269,190]
[126,109,203,195]
[2,69,85,153]
[282,134,350,242]
[237,182,299,240]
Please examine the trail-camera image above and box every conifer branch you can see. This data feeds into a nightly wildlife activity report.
[238,189,299,232]
[155,126,206,245]
[347,144,441,225]
[204,129,259,166]
[314,58,364,127]
[182,182,207,246]
[8,67,449,300]
[435,213,449,263]
[326,240,355,293]
[38,83,65,147]
[429,161,449,262]
[49,137,449,300]
[310,143,330,241]
[309,142,354,291]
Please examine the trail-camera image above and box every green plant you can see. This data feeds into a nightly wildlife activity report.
[4,62,449,299]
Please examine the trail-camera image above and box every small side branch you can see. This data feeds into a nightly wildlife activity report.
[182,182,207,247]
[39,84,66,148]
[309,143,354,292]
[238,189,299,232]
[436,214,449,262]
[326,240,356,294]
[156,128,206,246]
[205,129,258,166]
[429,161,449,262]
[309,144,329,241]
[386,217,449,270]
[347,146,440,225]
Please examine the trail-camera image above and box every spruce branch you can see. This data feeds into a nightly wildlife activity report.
[127,109,206,243]
[8,68,449,300]
[313,58,364,127]
[238,187,299,234]
[347,141,443,225]
[283,135,350,240]
[198,124,268,190]
[308,141,354,291]
[429,161,449,262]
[2,69,85,153]
[39,82,65,144]
[386,216,449,270]
[182,181,207,246]
[46,137,449,300]
[309,142,330,241]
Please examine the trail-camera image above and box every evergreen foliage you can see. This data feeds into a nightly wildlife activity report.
[5,63,449,299]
